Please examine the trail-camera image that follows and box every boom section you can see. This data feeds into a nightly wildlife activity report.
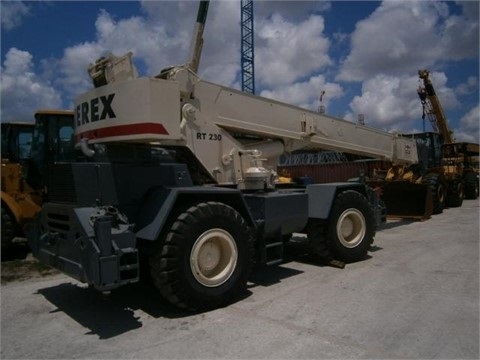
[418,69,453,143]
[74,73,418,187]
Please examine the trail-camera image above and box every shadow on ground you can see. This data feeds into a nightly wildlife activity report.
[378,219,415,230]
[32,238,373,340]
[34,257,307,339]
[1,243,29,262]
[36,281,181,339]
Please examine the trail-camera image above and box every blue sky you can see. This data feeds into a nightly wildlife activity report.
[1,0,479,142]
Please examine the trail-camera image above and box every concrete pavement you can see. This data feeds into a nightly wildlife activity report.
[1,199,478,359]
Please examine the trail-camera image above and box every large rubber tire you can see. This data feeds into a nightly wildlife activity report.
[445,179,464,208]
[149,202,254,311]
[1,205,16,250]
[308,190,375,263]
[422,173,446,214]
[464,173,479,200]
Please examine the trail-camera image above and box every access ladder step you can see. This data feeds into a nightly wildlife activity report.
[265,241,284,266]
[119,248,139,283]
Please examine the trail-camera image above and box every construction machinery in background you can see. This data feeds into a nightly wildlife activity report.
[1,122,34,164]
[456,142,479,199]
[28,0,423,311]
[367,69,480,219]
[1,110,74,251]
[415,69,479,208]
[1,122,35,249]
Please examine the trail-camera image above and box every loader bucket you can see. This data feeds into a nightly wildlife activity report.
[379,182,433,221]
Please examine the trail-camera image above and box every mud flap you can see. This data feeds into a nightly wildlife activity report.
[380,182,433,221]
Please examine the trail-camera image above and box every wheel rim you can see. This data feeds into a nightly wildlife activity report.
[190,228,238,287]
[336,209,366,248]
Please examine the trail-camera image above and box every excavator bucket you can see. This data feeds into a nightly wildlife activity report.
[379,182,433,221]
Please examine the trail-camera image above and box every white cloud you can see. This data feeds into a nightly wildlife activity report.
[0,1,336,118]
[199,0,241,86]
[441,1,479,60]
[94,8,191,74]
[256,14,331,88]
[333,32,348,44]
[337,0,479,81]
[456,76,479,96]
[1,1,31,31]
[57,42,104,98]
[344,72,459,132]
[1,48,62,122]
[51,4,192,102]
[260,74,343,111]
[52,1,335,96]
[203,2,333,89]
[254,1,332,22]
[2,0,476,146]
[54,1,238,99]
[454,105,480,142]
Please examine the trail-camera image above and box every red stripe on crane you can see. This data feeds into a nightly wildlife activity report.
[75,122,169,141]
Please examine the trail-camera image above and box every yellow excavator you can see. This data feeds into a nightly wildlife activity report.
[1,110,74,251]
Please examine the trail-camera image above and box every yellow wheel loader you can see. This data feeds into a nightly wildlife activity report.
[455,142,479,200]
[370,70,479,220]
[1,122,36,250]
[1,110,74,251]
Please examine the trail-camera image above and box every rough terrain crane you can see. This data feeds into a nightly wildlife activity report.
[416,69,478,207]
[1,110,74,252]
[28,1,419,311]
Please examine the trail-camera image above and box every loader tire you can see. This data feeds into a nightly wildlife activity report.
[308,190,375,263]
[1,205,16,250]
[446,179,464,208]
[149,202,254,311]
[464,173,479,199]
[422,173,446,214]
[307,220,330,261]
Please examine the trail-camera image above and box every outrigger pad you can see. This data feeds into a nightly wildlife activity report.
[380,182,433,221]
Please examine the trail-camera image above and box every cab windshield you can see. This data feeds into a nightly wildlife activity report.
[28,112,75,189]
[30,113,75,165]
[1,123,34,163]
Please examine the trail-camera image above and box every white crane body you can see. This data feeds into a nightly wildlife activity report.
[74,70,418,189]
